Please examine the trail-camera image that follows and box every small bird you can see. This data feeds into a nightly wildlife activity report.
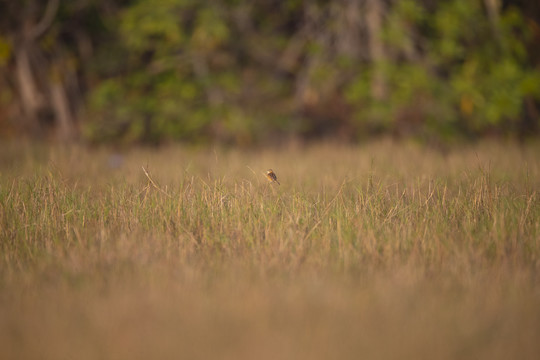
[266,169,280,185]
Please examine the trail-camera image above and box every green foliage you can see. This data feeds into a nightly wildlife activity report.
[83,0,540,144]
[0,35,10,66]
[120,0,186,53]
[345,0,540,140]
[87,1,209,142]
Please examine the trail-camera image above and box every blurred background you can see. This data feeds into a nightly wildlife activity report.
[1,0,539,146]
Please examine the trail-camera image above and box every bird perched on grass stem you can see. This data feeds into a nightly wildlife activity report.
[266,169,280,185]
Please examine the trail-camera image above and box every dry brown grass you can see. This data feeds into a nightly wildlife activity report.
[1,140,539,359]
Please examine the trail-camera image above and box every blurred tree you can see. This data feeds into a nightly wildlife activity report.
[88,0,251,143]
[0,0,121,140]
[1,0,64,137]
[1,0,539,144]
[346,0,540,141]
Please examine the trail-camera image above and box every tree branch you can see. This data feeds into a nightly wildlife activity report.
[30,0,60,40]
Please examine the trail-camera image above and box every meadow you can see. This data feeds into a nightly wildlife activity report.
[0,140,539,359]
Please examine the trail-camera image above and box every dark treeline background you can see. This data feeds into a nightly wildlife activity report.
[1,0,540,145]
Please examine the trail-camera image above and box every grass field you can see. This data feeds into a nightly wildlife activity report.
[1,140,539,359]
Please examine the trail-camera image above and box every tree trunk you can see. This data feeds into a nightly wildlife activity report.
[50,78,75,141]
[365,0,386,101]
[484,0,502,45]
[14,46,42,133]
